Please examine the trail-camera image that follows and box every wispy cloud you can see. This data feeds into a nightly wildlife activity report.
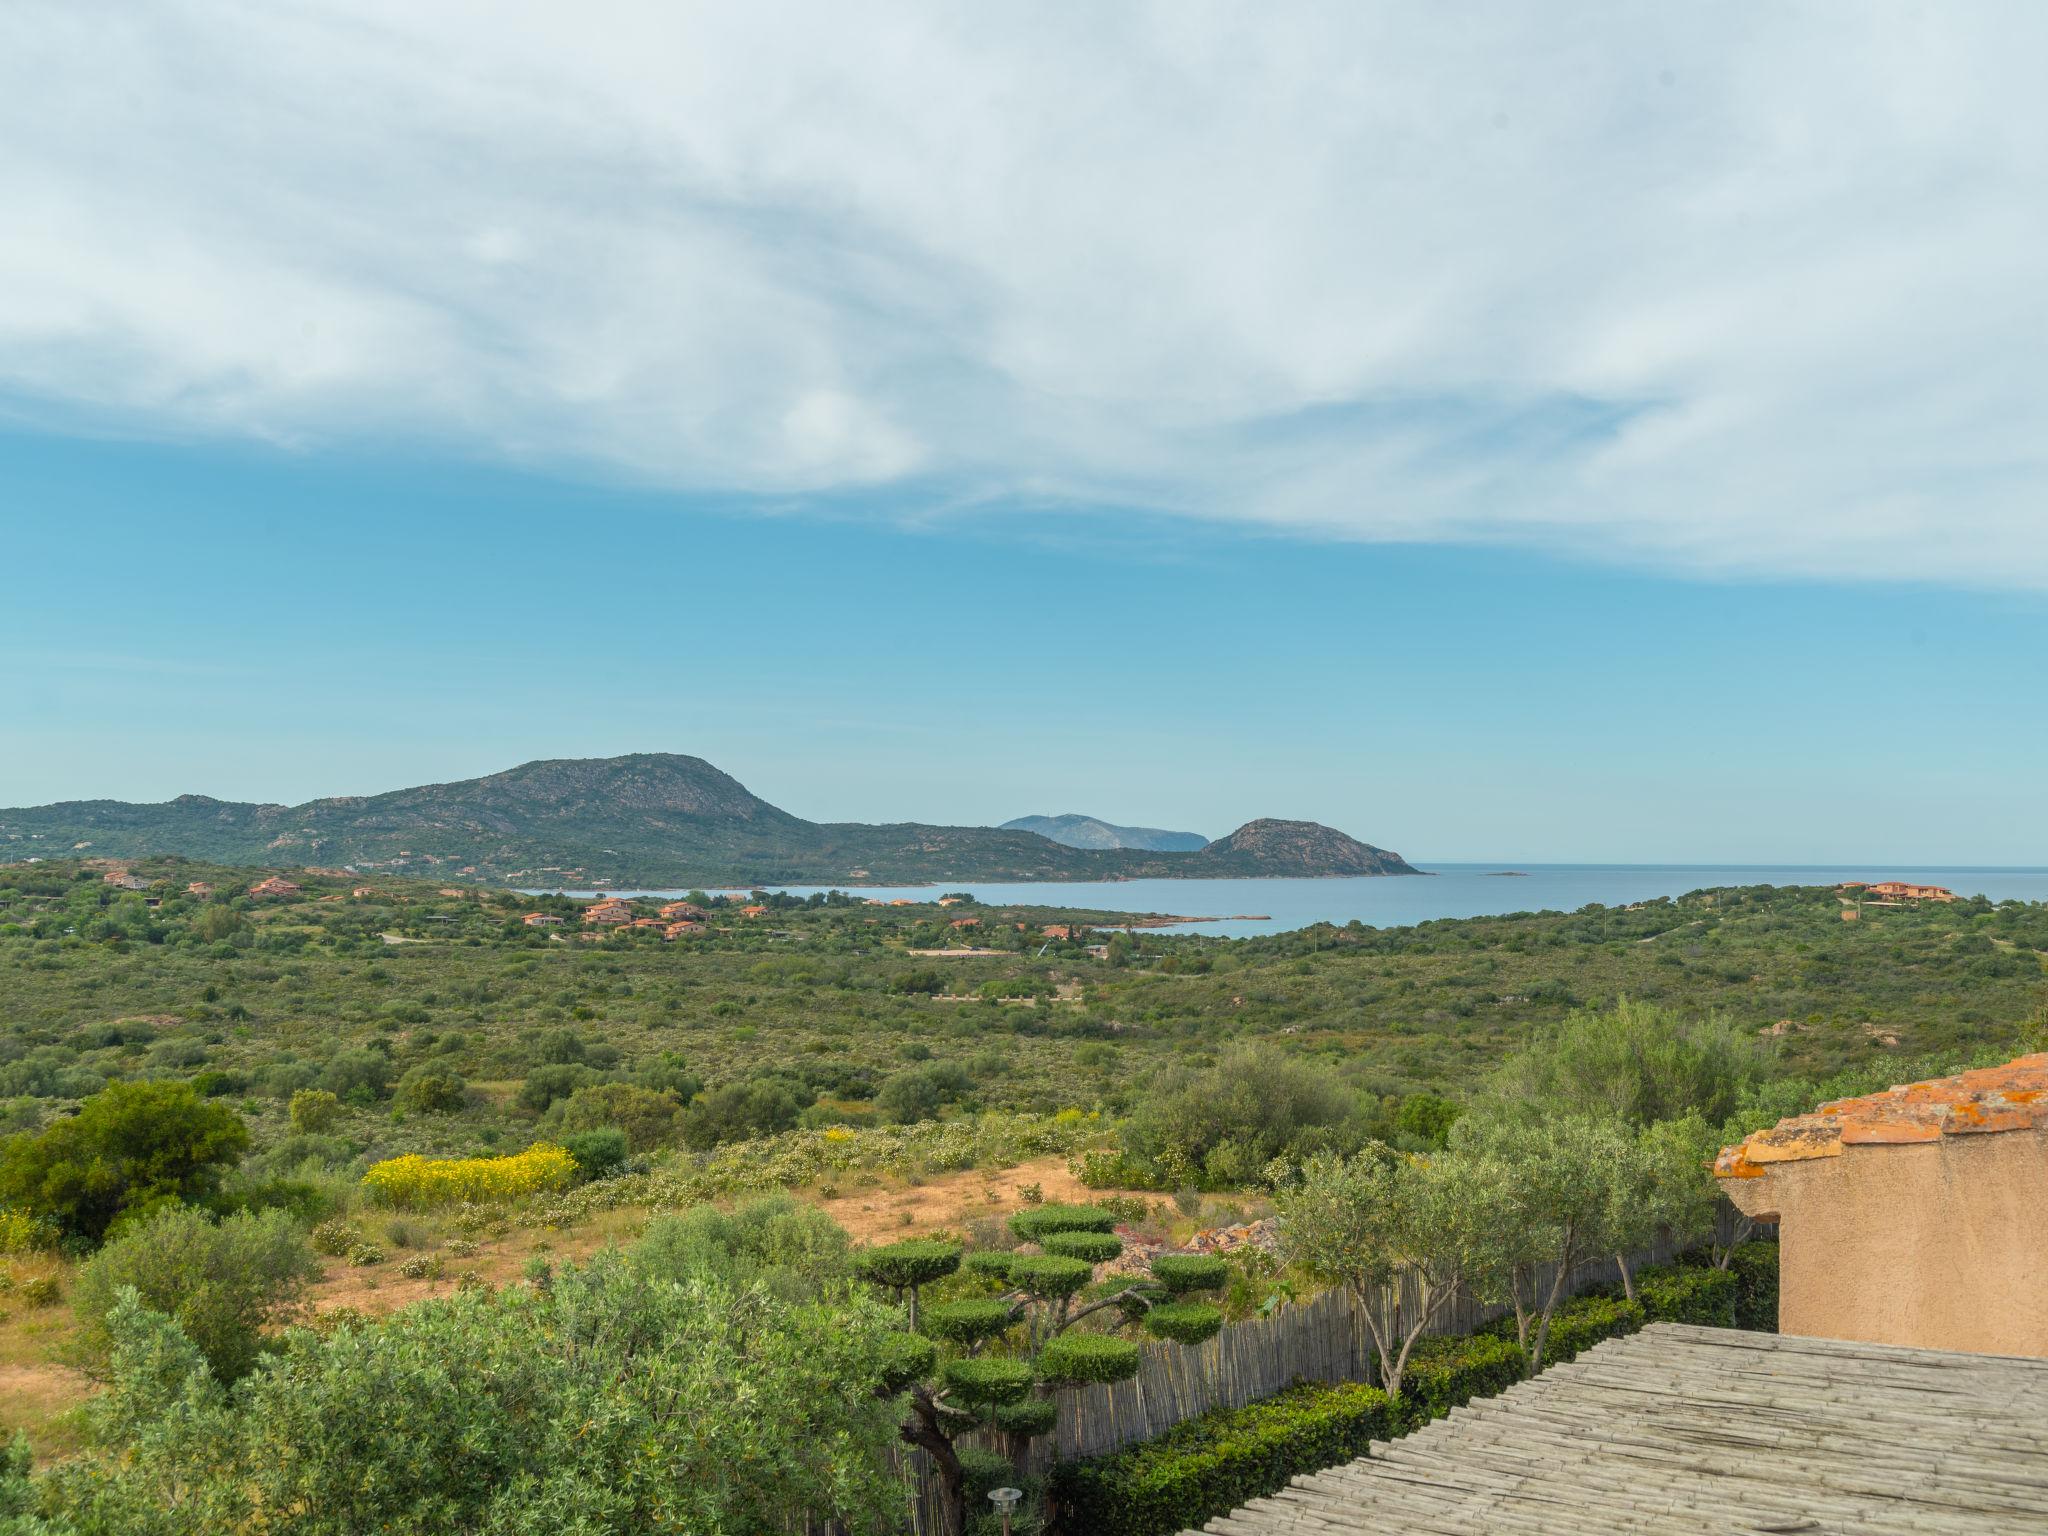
[5,3,2047,584]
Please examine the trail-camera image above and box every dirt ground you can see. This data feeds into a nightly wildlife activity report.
[816,1154,1161,1242]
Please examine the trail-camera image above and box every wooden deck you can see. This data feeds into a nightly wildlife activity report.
[1191,1324,2048,1534]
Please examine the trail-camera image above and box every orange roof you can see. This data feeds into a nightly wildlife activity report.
[1716,1053,2048,1180]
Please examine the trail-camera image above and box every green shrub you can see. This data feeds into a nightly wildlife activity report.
[18,1274,59,1309]
[287,1088,342,1134]
[1140,1301,1224,1346]
[962,1250,1014,1282]
[942,1355,1034,1408]
[1042,1230,1122,1264]
[1635,1263,1736,1327]
[0,1080,249,1243]
[1148,1255,1229,1295]
[855,1239,962,1292]
[309,1218,361,1258]
[633,1194,853,1302]
[1050,1380,1398,1536]
[1398,1331,1524,1424]
[1037,1331,1141,1387]
[71,1205,318,1383]
[393,1065,467,1115]
[561,1127,629,1183]
[1533,1294,1644,1367]
[1008,1203,1115,1241]
[922,1298,1015,1345]
[1720,1241,1780,1331]
[546,1082,684,1151]
[1006,1255,1093,1299]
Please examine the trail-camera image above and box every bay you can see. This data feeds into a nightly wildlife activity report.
[550,863,2048,938]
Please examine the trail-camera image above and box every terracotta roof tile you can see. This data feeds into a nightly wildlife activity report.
[1716,1053,2048,1180]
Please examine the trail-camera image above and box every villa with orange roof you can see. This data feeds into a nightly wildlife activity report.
[248,876,300,898]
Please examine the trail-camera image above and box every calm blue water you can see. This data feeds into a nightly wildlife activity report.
[553,864,2048,938]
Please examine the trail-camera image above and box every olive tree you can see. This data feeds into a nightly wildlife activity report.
[1453,1115,1631,1375]
[857,1203,1227,1536]
[1275,1145,1480,1401]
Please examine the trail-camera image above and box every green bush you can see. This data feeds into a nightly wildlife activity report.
[1725,1241,1780,1331]
[287,1088,341,1135]
[1008,1203,1115,1242]
[1041,1230,1122,1264]
[1140,1301,1224,1346]
[71,1205,319,1383]
[1398,1332,1525,1424]
[1037,1331,1141,1387]
[561,1128,629,1183]
[1636,1262,1736,1327]
[1535,1294,1643,1367]
[855,1238,962,1292]
[1050,1380,1398,1536]
[922,1298,1015,1345]
[962,1250,1014,1282]
[1148,1255,1229,1295]
[545,1082,684,1151]
[942,1355,1034,1408]
[393,1065,467,1115]
[1006,1255,1093,1299]
[0,1081,249,1243]
[632,1193,852,1302]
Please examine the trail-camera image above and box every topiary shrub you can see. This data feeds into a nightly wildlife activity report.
[877,1331,937,1394]
[1005,1255,1093,1300]
[923,1298,1015,1346]
[991,1395,1059,1437]
[962,1250,1014,1282]
[1148,1255,1229,1295]
[855,1239,964,1292]
[1049,1380,1398,1536]
[942,1355,1034,1409]
[1042,1230,1122,1264]
[1037,1331,1141,1387]
[1140,1301,1224,1346]
[1008,1203,1115,1242]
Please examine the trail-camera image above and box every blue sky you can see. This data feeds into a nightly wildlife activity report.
[5,429,2043,864]
[4,5,2048,862]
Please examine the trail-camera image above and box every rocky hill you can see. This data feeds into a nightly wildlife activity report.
[1191,818,1418,876]
[0,754,1419,886]
[999,813,1208,852]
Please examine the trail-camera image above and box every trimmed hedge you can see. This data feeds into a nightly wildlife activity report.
[1636,1262,1737,1327]
[1049,1380,1399,1536]
[1397,1331,1525,1425]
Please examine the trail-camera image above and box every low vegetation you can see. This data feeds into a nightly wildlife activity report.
[0,856,2032,1531]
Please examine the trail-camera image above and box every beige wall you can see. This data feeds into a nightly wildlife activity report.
[1725,1127,2048,1356]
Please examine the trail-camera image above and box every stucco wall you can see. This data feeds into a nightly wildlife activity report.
[1726,1127,2048,1356]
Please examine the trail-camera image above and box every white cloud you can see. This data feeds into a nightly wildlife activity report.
[4,2,2048,583]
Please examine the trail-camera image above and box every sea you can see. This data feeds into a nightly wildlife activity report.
[549,863,2048,939]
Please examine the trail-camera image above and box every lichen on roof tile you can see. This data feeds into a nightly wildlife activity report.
[1716,1052,2048,1177]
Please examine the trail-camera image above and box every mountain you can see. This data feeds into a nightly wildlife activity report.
[0,754,1420,886]
[1000,814,1209,853]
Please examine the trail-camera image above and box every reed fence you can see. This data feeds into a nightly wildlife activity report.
[810,1234,1699,1534]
